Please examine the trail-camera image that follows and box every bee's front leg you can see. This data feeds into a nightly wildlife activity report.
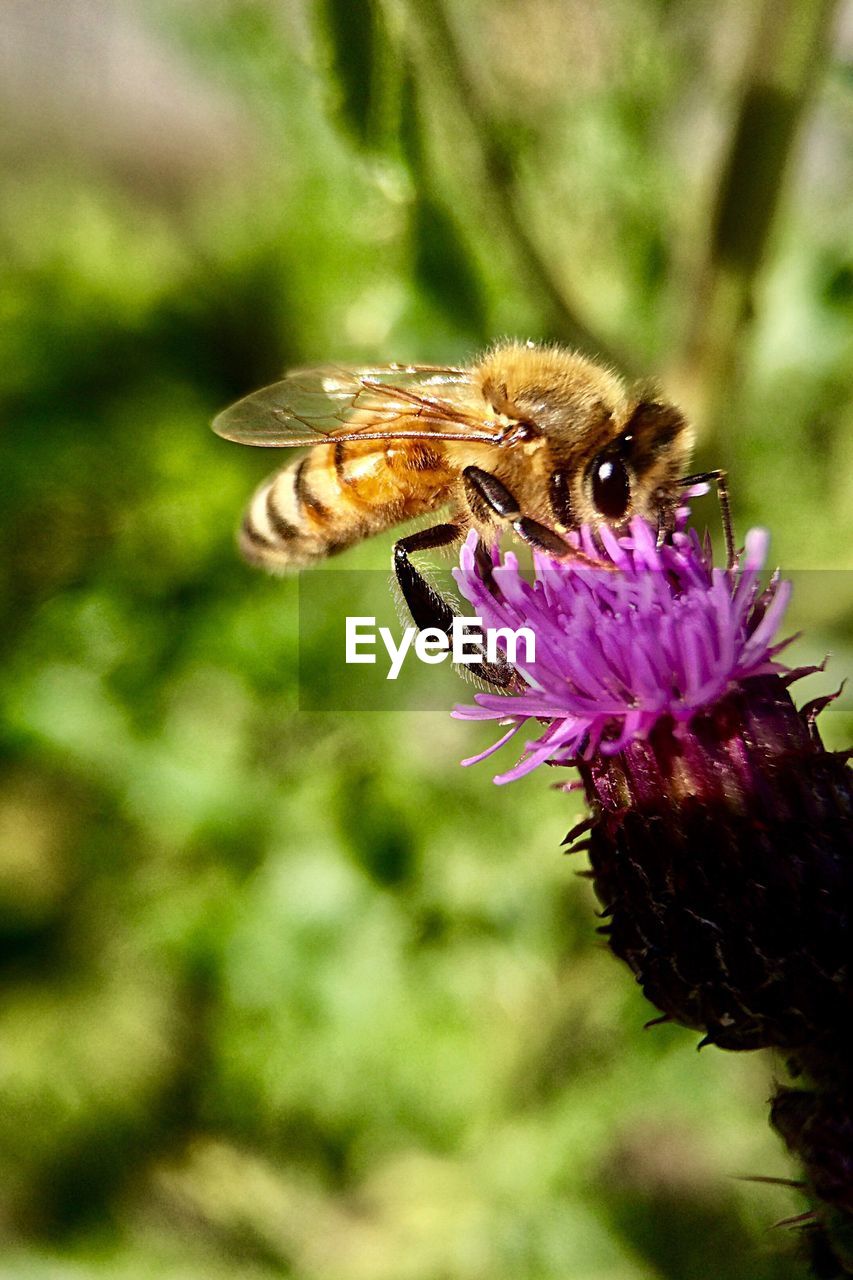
[462,465,616,570]
[462,466,576,558]
[392,523,519,691]
[655,502,677,549]
[678,468,735,568]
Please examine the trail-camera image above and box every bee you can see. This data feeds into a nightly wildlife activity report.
[213,341,726,682]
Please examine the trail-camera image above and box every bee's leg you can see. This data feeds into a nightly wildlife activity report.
[463,466,567,554]
[393,523,461,634]
[462,466,607,564]
[655,503,676,549]
[392,523,519,690]
[474,535,499,594]
[678,469,735,568]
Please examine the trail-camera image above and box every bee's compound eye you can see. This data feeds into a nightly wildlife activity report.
[591,453,630,519]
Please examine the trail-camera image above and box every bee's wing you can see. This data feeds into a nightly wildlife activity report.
[212,365,503,448]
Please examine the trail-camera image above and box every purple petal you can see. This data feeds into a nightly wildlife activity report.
[453,515,792,783]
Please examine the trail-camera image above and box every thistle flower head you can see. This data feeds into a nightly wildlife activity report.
[451,514,853,1274]
[453,517,791,782]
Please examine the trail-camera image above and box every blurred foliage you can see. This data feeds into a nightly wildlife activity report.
[0,0,851,1277]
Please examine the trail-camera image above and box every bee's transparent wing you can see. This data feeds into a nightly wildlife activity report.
[212,365,501,448]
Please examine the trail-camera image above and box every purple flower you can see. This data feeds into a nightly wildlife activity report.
[452,517,791,783]
[451,515,853,1271]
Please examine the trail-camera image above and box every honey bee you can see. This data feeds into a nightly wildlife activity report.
[214,341,725,682]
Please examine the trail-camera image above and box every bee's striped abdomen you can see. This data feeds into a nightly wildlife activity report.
[239,451,339,570]
[237,437,452,572]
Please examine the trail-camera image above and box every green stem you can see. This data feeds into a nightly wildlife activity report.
[676,0,839,445]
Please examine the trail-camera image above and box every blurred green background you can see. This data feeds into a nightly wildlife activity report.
[1,2,851,1277]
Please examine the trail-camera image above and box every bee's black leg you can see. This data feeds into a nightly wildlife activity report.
[679,469,735,568]
[462,466,523,523]
[392,522,519,690]
[474,535,499,594]
[463,465,570,554]
[393,523,461,634]
[462,466,607,565]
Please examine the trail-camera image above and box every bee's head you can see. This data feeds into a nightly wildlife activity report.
[581,399,693,526]
[542,398,692,531]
